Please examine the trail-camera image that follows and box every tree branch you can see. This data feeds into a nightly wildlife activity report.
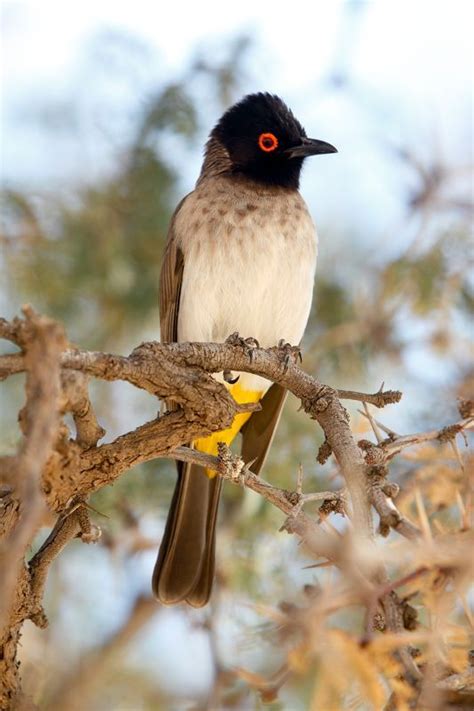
[337,386,402,408]
[0,307,66,707]
[6,310,465,705]
[1,330,375,536]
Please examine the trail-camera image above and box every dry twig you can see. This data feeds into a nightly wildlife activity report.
[1,307,471,708]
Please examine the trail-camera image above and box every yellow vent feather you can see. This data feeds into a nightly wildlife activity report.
[194,381,263,478]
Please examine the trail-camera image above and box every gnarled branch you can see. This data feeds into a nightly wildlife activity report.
[3,308,469,708]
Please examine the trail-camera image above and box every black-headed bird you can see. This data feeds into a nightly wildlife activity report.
[153,93,336,607]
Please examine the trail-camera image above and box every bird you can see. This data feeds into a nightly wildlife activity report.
[152,92,336,607]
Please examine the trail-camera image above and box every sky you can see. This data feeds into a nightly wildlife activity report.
[2,0,472,90]
[1,0,472,187]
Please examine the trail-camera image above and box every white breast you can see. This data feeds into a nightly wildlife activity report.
[175,177,317,391]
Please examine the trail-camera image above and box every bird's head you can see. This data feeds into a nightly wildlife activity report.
[205,92,337,189]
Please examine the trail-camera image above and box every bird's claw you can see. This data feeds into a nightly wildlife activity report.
[226,332,260,362]
[277,340,302,373]
[223,369,240,384]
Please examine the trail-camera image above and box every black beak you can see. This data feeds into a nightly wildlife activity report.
[285,137,337,159]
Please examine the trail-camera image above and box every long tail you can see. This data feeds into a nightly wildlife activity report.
[153,381,265,607]
[152,461,222,608]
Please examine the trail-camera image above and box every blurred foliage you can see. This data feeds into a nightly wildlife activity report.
[382,247,445,313]
[1,34,251,349]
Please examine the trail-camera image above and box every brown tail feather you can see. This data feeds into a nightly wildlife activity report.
[241,384,287,475]
[152,462,222,607]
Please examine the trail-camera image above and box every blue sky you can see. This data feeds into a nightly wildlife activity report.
[2,0,472,187]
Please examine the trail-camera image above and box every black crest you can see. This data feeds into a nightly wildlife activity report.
[211,93,307,189]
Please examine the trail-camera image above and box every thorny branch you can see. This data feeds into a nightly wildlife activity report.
[0,309,472,709]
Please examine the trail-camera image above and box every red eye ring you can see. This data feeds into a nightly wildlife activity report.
[258,132,278,152]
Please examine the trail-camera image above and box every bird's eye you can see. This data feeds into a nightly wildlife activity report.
[258,132,279,152]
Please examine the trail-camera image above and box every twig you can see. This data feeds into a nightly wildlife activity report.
[0,353,23,381]
[449,438,465,475]
[28,509,85,625]
[61,370,105,448]
[0,310,434,704]
[0,306,65,708]
[337,386,402,408]
[361,403,384,444]
[358,411,474,458]
[368,483,422,541]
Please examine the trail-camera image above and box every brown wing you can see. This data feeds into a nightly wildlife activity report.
[241,383,287,475]
[159,197,187,344]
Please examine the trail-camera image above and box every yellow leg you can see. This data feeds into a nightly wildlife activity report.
[194,381,263,478]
